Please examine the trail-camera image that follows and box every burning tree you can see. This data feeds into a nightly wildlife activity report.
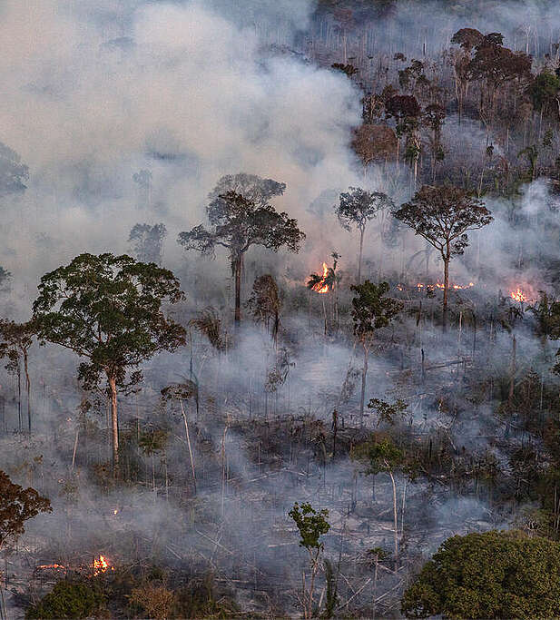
[32,253,187,472]
[179,183,304,325]
[307,254,339,334]
[351,281,402,426]
[393,185,492,331]
[335,187,393,283]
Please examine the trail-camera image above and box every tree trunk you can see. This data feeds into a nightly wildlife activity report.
[389,469,399,568]
[442,248,450,333]
[107,374,119,472]
[234,253,244,326]
[23,350,31,434]
[180,400,197,495]
[358,226,365,284]
[359,341,369,427]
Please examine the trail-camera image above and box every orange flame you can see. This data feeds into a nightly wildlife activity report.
[312,262,330,294]
[37,563,65,570]
[417,282,474,291]
[93,555,110,575]
[510,288,526,303]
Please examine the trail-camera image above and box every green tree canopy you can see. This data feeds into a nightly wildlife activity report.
[402,530,560,619]
[32,253,186,468]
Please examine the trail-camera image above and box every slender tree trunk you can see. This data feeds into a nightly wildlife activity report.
[389,469,399,568]
[360,341,369,427]
[17,367,22,434]
[23,350,31,434]
[107,374,119,472]
[442,247,450,333]
[358,226,365,283]
[234,253,244,326]
[180,400,197,495]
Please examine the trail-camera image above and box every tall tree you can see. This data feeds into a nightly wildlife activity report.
[129,223,167,265]
[351,281,402,426]
[0,320,36,434]
[335,187,393,283]
[393,186,492,331]
[32,253,186,471]
[178,183,304,325]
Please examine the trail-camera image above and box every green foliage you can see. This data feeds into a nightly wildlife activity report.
[26,580,105,619]
[323,559,338,619]
[173,573,239,619]
[289,502,330,550]
[350,280,402,341]
[368,397,408,426]
[354,436,404,475]
[0,469,51,547]
[401,530,560,619]
[527,70,560,113]
[32,252,186,390]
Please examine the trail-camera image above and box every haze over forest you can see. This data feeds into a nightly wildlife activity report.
[3,0,560,618]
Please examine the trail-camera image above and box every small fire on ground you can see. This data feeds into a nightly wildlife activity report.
[416,281,475,291]
[37,555,113,575]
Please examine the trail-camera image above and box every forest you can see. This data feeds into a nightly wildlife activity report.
[3,0,560,618]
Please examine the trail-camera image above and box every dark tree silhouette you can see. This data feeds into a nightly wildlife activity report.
[178,184,304,325]
[0,320,36,434]
[129,223,167,265]
[393,185,492,331]
[335,187,393,282]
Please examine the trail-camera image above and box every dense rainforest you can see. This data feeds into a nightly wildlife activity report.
[2,0,560,618]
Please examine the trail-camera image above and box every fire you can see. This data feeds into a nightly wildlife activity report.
[37,563,65,570]
[93,555,110,575]
[416,282,474,291]
[312,262,330,294]
[510,288,526,303]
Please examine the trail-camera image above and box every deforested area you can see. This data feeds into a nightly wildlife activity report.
[3,0,560,618]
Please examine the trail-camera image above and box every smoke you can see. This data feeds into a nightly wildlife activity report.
[3,0,560,616]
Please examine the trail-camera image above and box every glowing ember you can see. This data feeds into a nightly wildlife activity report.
[93,555,110,575]
[113,509,118,515]
[312,262,330,294]
[37,563,66,570]
[510,288,526,303]
[416,282,474,291]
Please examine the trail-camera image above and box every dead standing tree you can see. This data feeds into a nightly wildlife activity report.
[0,320,36,434]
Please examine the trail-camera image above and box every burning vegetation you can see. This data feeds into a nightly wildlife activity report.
[6,1,560,619]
